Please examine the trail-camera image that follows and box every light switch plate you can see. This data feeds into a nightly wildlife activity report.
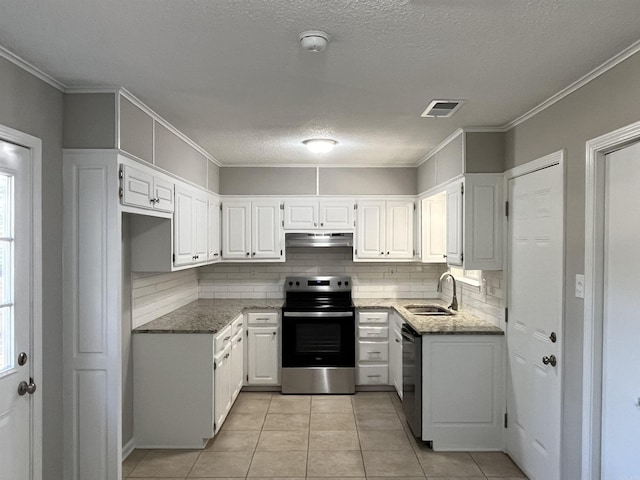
[575,274,585,299]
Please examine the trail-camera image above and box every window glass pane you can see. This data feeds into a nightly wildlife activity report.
[0,241,12,305]
[0,306,12,373]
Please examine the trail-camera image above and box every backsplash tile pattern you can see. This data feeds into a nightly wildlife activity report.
[199,247,445,300]
[440,270,504,327]
[131,269,199,328]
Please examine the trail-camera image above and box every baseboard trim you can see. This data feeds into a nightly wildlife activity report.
[122,437,136,461]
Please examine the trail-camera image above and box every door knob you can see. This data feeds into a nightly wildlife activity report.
[17,378,37,396]
[542,355,557,367]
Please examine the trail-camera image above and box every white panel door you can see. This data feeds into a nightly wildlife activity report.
[214,346,231,430]
[208,196,220,261]
[193,192,208,263]
[174,186,195,266]
[252,200,281,259]
[222,201,251,260]
[283,200,317,229]
[356,201,385,259]
[445,180,463,266]
[386,201,414,259]
[506,164,563,480]
[152,176,174,213]
[601,143,640,478]
[121,164,153,209]
[0,141,33,480]
[421,193,447,263]
[319,200,354,230]
[247,328,279,385]
[230,332,243,401]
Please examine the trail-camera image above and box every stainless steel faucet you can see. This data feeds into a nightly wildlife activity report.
[437,272,458,311]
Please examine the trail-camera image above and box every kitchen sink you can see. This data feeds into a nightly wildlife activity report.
[404,304,455,316]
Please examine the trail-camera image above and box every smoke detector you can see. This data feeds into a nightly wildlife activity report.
[299,30,330,52]
[421,100,466,118]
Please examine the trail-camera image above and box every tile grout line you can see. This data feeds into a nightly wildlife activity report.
[247,392,272,479]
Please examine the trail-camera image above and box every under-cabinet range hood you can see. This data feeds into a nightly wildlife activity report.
[285,233,353,248]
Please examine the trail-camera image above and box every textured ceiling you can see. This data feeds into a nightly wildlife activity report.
[1,0,640,166]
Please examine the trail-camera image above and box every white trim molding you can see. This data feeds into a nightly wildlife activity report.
[582,119,640,480]
[0,123,43,480]
[0,45,66,92]
[416,128,464,167]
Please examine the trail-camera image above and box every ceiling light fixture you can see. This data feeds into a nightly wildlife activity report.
[299,30,330,52]
[303,138,337,154]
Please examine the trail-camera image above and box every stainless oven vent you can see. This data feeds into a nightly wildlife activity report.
[285,232,353,248]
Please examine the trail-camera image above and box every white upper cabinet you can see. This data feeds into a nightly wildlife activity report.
[208,196,221,262]
[222,200,283,261]
[283,199,354,230]
[444,175,503,270]
[319,200,355,229]
[283,200,318,229]
[121,163,174,214]
[356,200,414,261]
[174,184,209,266]
[421,192,447,263]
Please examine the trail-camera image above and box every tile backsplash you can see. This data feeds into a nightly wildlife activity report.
[198,247,445,300]
[440,270,504,327]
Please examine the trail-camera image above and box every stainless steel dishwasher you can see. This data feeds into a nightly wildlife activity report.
[402,323,422,437]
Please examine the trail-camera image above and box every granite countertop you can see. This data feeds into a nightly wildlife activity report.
[133,299,284,334]
[355,298,504,335]
[134,297,502,336]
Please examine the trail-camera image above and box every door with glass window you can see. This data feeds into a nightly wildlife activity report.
[0,139,34,479]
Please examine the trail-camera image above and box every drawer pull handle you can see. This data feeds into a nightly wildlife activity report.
[367,374,381,378]
[369,351,381,354]
[224,336,231,341]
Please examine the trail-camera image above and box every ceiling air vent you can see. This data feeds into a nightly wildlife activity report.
[421,99,466,118]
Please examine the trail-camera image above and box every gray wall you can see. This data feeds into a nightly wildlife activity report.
[207,161,220,194]
[417,132,464,193]
[319,167,416,195]
[220,167,316,195]
[63,93,115,148]
[0,57,64,479]
[465,132,505,173]
[505,50,640,480]
[155,123,209,189]
[120,97,153,164]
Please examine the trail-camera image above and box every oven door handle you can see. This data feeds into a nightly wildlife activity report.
[283,311,354,318]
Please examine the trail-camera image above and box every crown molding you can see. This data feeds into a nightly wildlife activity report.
[503,37,640,130]
[415,128,464,167]
[64,87,120,94]
[221,163,416,168]
[0,45,66,92]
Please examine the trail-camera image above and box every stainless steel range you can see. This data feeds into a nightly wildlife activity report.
[281,276,356,394]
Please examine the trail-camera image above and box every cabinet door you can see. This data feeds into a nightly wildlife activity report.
[319,201,354,230]
[389,316,403,399]
[421,193,447,263]
[462,174,503,270]
[252,200,282,259]
[222,201,251,259]
[122,164,153,209]
[386,201,414,259]
[284,200,317,229]
[208,196,221,261]
[153,176,174,213]
[230,332,244,401]
[214,346,232,431]
[446,180,464,266]
[247,327,279,385]
[193,192,209,263]
[174,185,195,266]
[356,201,386,259]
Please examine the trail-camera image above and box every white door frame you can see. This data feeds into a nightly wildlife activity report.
[502,150,566,476]
[582,120,640,480]
[0,123,43,480]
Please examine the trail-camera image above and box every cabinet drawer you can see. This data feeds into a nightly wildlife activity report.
[358,326,389,339]
[357,365,389,385]
[232,315,244,336]
[358,341,389,362]
[247,312,279,326]
[357,311,389,325]
[215,325,232,351]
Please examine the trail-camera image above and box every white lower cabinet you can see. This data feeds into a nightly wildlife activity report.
[246,312,280,385]
[133,333,215,449]
[356,310,390,385]
[214,316,244,432]
[422,334,505,451]
[389,313,403,399]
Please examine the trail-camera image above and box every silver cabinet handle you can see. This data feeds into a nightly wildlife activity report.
[224,336,231,341]
[395,338,401,343]
[367,374,381,378]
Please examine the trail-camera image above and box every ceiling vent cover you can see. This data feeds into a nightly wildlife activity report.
[421,99,466,118]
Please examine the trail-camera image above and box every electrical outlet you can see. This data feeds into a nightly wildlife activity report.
[575,274,585,299]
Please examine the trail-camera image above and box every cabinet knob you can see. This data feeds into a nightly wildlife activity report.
[443,254,447,258]
[320,222,324,227]
[387,252,390,255]
[314,222,317,227]
[246,252,250,256]
[252,252,256,256]
[272,331,277,336]
[380,252,384,255]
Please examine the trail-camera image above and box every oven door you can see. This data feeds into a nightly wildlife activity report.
[282,311,355,368]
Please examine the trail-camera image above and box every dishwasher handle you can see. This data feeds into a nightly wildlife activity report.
[401,326,418,343]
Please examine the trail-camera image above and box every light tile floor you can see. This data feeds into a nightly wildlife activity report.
[123,391,528,479]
